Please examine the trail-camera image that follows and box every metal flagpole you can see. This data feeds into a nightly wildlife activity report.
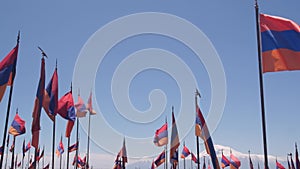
[52,116,56,169]
[5,135,9,169]
[255,1,269,169]
[11,136,16,169]
[195,90,200,169]
[0,32,20,169]
[75,118,79,169]
[67,137,70,169]
[87,112,91,169]
[183,142,186,169]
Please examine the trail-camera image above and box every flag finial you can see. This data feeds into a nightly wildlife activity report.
[55,58,58,70]
[17,31,20,45]
[37,46,48,59]
[195,89,201,98]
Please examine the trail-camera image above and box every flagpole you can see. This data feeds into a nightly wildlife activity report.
[255,1,269,169]
[60,150,62,169]
[191,151,193,169]
[67,137,70,169]
[27,146,30,169]
[0,32,20,169]
[164,145,167,169]
[51,116,56,169]
[183,142,186,169]
[87,111,91,169]
[5,135,9,169]
[75,118,79,169]
[195,90,200,169]
[11,136,16,169]
[43,146,45,169]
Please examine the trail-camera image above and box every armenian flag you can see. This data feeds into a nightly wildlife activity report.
[191,152,198,164]
[153,123,168,147]
[154,151,165,167]
[68,141,78,153]
[181,145,190,158]
[221,154,230,168]
[230,153,241,169]
[276,160,286,169]
[260,13,300,73]
[56,137,64,156]
[9,112,26,136]
[170,110,180,160]
[86,91,97,115]
[75,95,88,118]
[43,68,58,121]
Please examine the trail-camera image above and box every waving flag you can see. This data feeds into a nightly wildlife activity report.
[57,90,76,138]
[9,112,26,136]
[154,151,165,167]
[75,95,88,118]
[277,160,286,169]
[221,154,230,168]
[230,153,241,169]
[181,145,190,158]
[171,149,178,169]
[113,153,121,169]
[170,110,180,160]
[0,43,18,102]
[68,141,78,153]
[153,123,168,147]
[43,68,58,121]
[195,103,220,169]
[37,148,44,162]
[31,58,45,148]
[86,91,97,115]
[24,141,31,153]
[260,13,300,73]
[191,152,199,164]
[56,137,64,156]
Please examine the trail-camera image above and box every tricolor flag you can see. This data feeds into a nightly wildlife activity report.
[43,68,58,121]
[31,58,45,148]
[0,42,19,102]
[260,13,300,73]
[191,152,198,164]
[230,153,241,169]
[9,112,26,136]
[86,91,97,115]
[195,103,220,169]
[75,95,88,118]
[170,110,180,160]
[276,160,286,169]
[154,151,165,167]
[153,123,168,147]
[57,90,76,138]
[181,145,190,158]
[113,153,121,169]
[56,136,64,156]
[221,154,230,168]
[24,141,31,153]
[170,149,178,169]
[68,141,78,153]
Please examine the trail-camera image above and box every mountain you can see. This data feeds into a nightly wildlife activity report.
[126,145,287,169]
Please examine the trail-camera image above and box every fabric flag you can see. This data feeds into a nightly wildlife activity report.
[230,153,241,169]
[113,153,121,169]
[153,122,168,147]
[181,145,191,158]
[37,148,44,162]
[195,103,220,169]
[72,155,85,168]
[35,147,40,161]
[56,137,64,156]
[43,163,50,169]
[154,151,165,167]
[68,141,78,153]
[119,138,127,163]
[0,146,3,156]
[191,152,198,164]
[277,160,286,169]
[43,68,58,121]
[221,154,230,168]
[170,149,178,169]
[24,141,31,153]
[170,111,180,160]
[86,91,97,115]
[31,58,45,148]
[57,90,76,138]
[9,113,26,136]
[260,13,300,73]
[75,95,88,118]
[0,43,19,102]
[249,155,254,169]
[296,144,300,169]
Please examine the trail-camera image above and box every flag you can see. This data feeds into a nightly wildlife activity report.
[35,147,40,161]
[113,153,121,169]
[72,155,85,168]
[37,148,44,162]
[56,137,64,156]
[43,68,58,121]
[249,155,254,169]
[119,138,127,163]
[195,103,220,169]
[181,145,191,158]
[230,153,241,169]
[260,13,300,73]
[75,95,88,118]
[221,154,230,168]
[43,163,50,169]
[9,112,26,136]
[154,151,165,167]
[191,152,198,164]
[0,43,18,102]
[170,110,180,160]
[57,90,76,138]
[86,91,97,115]
[151,161,155,169]
[153,123,168,147]
[170,149,178,169]
[24,141,31,153]
[277,160,286,169]
[31,58,45,148]
[68,141,78,153]
[296,144,300,169]
[0,146,3,155]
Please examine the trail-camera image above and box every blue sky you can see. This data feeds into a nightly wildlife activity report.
[1,0,300,168]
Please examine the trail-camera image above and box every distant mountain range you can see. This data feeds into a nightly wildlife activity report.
[126,145,286,169]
